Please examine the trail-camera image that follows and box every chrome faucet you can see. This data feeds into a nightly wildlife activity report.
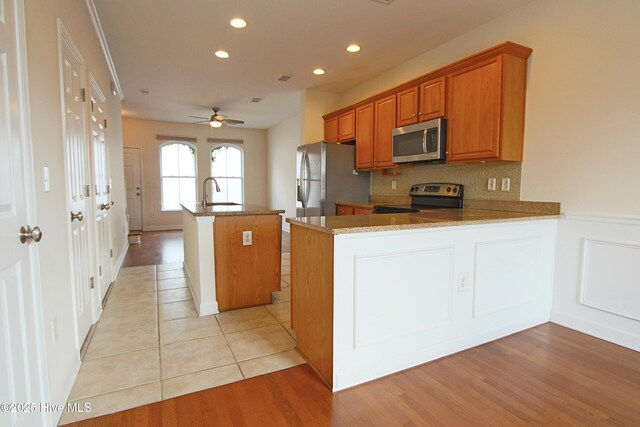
[201,177,221,207]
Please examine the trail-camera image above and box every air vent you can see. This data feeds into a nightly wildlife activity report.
[248,97,263,103]
[277,75,292,82]
[371,0,395,4]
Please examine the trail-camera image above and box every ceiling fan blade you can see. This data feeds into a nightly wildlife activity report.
[189,115,209,120]
[191,120,210,124]
[223,119,244,125]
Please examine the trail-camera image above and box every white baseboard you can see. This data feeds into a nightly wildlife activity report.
[53,354,81,425]
[143,225,183,231]
[112,241,129,280]
[183,262,218,316]
[551,312,640,352]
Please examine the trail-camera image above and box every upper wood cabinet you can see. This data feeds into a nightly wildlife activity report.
[324,116,338,143]
[338,110,356,142]
[374,95,396,169]
[396,87,419,126]
[324,110,356,142]
[355,103,374,169]
[419,77,446,122]
[446,54,527,163]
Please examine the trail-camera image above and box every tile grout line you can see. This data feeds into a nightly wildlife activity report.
[155,264,165,400]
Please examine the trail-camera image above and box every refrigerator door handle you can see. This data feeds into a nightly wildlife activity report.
[300,150,308,208]
[304,150,311,208]
[296,179,302,202]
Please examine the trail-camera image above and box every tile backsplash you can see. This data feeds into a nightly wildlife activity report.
[372,162,522,200]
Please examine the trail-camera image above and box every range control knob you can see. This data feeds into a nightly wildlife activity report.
[453,188,458,193]
[447,187,452,192]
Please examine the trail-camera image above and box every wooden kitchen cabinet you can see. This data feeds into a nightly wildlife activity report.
[355,103,374,169]
[374,95,396,169]
[396,86,419,126]
[353,207,373,215]
[446,55,527,163]
[337,205,354,216]
[324,109,356,143]
[324,116,338,142]
[419,77,446,122]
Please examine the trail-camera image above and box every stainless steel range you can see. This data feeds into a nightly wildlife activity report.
[373,183,464,213]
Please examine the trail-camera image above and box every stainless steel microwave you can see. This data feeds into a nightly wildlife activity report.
[392,118,446,163]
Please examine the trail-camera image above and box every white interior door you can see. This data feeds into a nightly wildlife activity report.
[60,26,92,345]
[89,76,112,303]
[0,0,49,425]
[123,147,142,231]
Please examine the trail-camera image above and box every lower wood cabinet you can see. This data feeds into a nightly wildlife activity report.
[353,207,373,215]
[337,205,354,216]
[337,205,373,215]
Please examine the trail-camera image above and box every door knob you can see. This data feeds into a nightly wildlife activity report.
[110,201,115,206]
[19,226,43,244]
[71,211,84,222]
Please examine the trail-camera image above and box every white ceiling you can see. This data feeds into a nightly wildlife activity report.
[93,0,532,129]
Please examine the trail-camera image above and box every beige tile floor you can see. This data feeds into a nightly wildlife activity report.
[60,253,303,424]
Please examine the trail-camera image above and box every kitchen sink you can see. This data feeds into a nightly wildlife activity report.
[205,202,241,206]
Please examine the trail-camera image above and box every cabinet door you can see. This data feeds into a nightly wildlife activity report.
[353,207,373,215]
[355,103,374,169]
[374,95,396,169]
[338,110,356,142]
[396,86,419,126]
[324,116,338,142]
[337,205,354,216]
[419,77,446,122]
[447,57,502,162]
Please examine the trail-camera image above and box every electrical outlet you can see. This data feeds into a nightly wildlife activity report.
[391,180,397,190]
[458,273,469,292]
[151,211,156,218]
[487,178,497,191]
[242,230,252,246]
[52,318,59,343]
[501,177,511,192]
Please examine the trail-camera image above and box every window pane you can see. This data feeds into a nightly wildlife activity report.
[227,147,242,177]
[211,178,229,203]
[211,147,228,177]
[162,177,180,210]
[161,144,179,176]
[179,177,196,206]
[178,144,196,176]
[227,178,243,203]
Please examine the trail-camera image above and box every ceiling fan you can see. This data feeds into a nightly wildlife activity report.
[189,107,245,128]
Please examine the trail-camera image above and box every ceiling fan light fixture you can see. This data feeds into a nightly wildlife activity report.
[313,68,325,76]
[230,18,247,29]
[210,120,223,128]
[215,50,230,59]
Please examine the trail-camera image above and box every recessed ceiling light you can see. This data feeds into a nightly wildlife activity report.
[230,18,247,29]
[313,68,325,76]
[346,44,361,53]
[215,50,230,59]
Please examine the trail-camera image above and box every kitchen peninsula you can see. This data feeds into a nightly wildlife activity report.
[287,205,560,391]
[182,203,284,315]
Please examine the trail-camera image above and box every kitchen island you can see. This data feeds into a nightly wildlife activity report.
[182,203,284,315]
[287,206,560,391]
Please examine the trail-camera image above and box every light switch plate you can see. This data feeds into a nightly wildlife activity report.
[487,178,497,191]
[501,177,511,192]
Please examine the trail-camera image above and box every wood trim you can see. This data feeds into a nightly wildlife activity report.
[323,41,532,120]
[156,135,198,143]
[207,138,244,144]
[291,224,334,387]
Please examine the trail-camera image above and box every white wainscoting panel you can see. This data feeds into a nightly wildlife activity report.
[579,239,640,321]
[473,237,538,317]
[551,214,640,352]
[353,247,453,348]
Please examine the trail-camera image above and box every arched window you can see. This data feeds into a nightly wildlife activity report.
[160,142,197,211]
[210,145,243,203]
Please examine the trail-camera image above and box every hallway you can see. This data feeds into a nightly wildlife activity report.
[61,230,299,424]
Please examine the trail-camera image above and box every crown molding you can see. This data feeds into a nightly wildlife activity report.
[85,0,124,100]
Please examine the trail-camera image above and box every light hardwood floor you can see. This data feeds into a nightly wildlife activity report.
[65,322,640,426]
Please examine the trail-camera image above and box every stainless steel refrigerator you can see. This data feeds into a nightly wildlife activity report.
[296,142,370,217]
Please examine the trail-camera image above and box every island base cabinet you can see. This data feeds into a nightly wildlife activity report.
[214,215,282,311]
[289,219,557,391]
[290,224,334,387]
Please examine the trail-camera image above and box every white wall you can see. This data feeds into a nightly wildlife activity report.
[332,0,640,349]
[24,0,126,417]
[302,89,339,144]
[267,113,302,230]
[122,118,268,230]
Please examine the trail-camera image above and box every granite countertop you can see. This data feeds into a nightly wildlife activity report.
[182,203,285,217]
[286,209,560,235]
